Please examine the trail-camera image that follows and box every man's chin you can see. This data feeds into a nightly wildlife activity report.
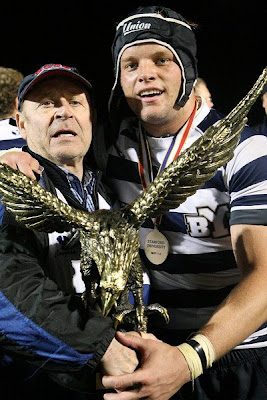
[139,112,164,125]
[48,152,79,166]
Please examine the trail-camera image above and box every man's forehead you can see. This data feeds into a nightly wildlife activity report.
[121,43,174,59]
[33,75,87,91]
[24,76,90,100]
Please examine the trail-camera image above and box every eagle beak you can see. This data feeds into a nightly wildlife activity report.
[101,291,117,317]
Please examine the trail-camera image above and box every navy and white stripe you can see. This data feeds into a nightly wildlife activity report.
[106,100,267,348]
[0,119,26,223]
[0,118,26,150]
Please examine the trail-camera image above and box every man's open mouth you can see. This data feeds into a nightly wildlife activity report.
[139,90,163,98]
[53,130,77,138]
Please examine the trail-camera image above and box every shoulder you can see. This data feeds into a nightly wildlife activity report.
[0,119,26,150]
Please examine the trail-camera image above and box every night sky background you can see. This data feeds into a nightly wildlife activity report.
[2,1,266,126]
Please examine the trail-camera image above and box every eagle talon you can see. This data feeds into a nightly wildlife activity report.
[113,307,135,330]
[146,303,170,324]
[113,303,169,332]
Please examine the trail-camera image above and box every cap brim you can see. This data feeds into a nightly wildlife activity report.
[22,69,92,101]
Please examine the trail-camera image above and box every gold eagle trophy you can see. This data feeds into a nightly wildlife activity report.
[0,68,266,332]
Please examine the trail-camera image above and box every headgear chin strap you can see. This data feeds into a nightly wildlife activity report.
[109,5,198,115]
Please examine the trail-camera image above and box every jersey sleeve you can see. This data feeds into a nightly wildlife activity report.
[225,129,267,226]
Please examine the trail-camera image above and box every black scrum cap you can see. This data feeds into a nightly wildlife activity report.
[109,5,198,114]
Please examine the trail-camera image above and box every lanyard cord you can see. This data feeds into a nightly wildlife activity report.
[138,99,198,227]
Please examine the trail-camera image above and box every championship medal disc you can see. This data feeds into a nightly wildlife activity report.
[144,228,169,265]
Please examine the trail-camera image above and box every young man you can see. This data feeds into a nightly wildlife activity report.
[0,64,139,398]
[101,6,267,400]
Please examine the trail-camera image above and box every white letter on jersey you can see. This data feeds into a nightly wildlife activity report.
[185,204,229,238]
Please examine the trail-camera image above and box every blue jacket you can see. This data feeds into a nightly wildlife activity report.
[0,149,115,393]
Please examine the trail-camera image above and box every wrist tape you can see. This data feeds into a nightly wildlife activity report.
[177,334,216,381]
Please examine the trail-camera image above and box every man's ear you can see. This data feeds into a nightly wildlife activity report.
[16,111,27,140]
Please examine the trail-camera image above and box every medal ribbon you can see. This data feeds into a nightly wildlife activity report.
[138,99,198,226]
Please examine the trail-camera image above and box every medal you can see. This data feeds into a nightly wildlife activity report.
[144,227,169,265]
[138,100,198,265]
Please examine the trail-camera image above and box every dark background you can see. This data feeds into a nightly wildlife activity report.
[2,1,266,126]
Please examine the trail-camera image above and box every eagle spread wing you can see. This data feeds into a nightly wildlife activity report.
[0,166,96,233]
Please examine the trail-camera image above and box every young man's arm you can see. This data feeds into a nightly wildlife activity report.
[0,148,40,180]
[101,224,267,400]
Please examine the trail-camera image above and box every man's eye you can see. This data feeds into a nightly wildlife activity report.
[41,100,53,106]
[125,63,137,71]
[157,58,170,65]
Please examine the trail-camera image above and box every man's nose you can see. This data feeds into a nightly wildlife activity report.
[55,101,73,119]
[138,61,156,83]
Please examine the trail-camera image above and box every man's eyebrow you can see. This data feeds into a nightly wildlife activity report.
[121,50,173,62]
[121,55,136,63]
[31,89,54,99]
[152,50,174,58]
[32,90,85,100]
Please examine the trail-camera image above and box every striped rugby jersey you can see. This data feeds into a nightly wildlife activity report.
[0,118,26,150]
[105,99,267,348]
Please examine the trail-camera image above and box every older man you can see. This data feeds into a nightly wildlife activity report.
[0,64,138,398]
